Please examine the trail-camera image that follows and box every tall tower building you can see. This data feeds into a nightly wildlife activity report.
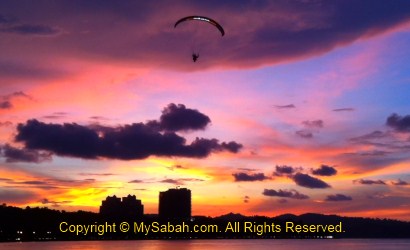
[100,194,144,219]
[159,188,191,220]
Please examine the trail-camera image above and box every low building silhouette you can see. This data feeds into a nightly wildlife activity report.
[159,188,191,220]
[100,194,143,219]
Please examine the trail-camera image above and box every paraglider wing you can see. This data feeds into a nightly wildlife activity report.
[174,16,225,36]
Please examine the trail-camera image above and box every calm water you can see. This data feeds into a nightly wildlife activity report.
[0,239,409,250]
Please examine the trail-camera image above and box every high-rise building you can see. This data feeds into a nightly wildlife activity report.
[159,188,191,220]
[100,194,144,219]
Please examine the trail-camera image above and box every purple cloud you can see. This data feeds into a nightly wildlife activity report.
[325,194,353,202]
[263,189,309,199]
[233,172,269,182]
[354,179,386,185]
[292,173,331,189]
[311,165,337,176]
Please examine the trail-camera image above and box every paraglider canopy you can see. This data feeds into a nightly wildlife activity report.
[174,16,225,36]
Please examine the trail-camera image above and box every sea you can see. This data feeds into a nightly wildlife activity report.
[0,239,410,250]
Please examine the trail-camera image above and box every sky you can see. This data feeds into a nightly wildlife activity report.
[0,0,410,221]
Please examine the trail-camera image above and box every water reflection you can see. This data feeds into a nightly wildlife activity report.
[1,239,410,250]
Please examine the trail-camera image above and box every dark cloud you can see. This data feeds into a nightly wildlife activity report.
[0,91,32,109]
[0,61,65,80]
[129,177,204,185]
[333,108,355,112]
[89,116,110,121]
[1,144,52,163]
[311,165,337,176]
[42,112,69,120]
[386,113,410,132]
[337,152,406,171]
[0,101,12,109]
[0,189,36,204]
[167,164,188,171]
[302,120,324,128]
[1,24,60,35]
[237,167,258,172]
[354,179,386,185]
[391,179,408,186]
[295,130,313,139]
[292,173,331,189]
[274,104,295,109]
[273,165,298,176]
[244,195,250,203]
[1,1,410,70]
[78,173,115,177]
[262,189,309,199]
[39,198,71,207]
[161,179,181,185]
[0,13,60,36]
[160,178,204,185]
[158,103,211,132]
[357,150,390,156]
[5,177,96,190]
[0,14,9,24]
[325,194,353,202]
[221,141,242,153]
[128,179,144,183]
[20,181,48,185]
[15,104,242,160]
[233,172,269,182]
[349,130,388,143]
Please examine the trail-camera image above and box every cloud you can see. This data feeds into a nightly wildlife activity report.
[89,116,110,121]
[1,24,60,35]
[1,144,52,163]
[0,101,12,109]
[0,60,65,80]
[332,108,355,112]
[1,1,410,70]
[353,179,386,185]
[237,167,258,172]
[14,104,242,160]
[160,179,182,185]
[274,104,295,109]
[311,165,337,176]
[78,172,116,176]
[273,165,298,176]
[349,130,388,143]
[325,194,353,202]
[167,164,188,171]
[0,14,60,36]
[302,120,324,128]
[295,130,313,139]
[0,91,32,109]
[233,172,269,182]
[128,179,144,183]
[160,178,204,185]
[391,179,408,186]
[158,103,211,132]
[0,189,36,204]
[262,189,309,199]
[39,198,71,207]
[5,177,96,190]
[292,173,331,189]
[244,195,250,203]
[42,112,69,120]
[386,113,410,132]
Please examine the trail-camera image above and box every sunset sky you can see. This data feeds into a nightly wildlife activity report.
[1,0,410,221]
